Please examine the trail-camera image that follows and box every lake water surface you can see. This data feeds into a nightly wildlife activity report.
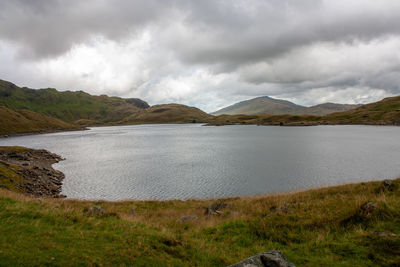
[0,124,399,200]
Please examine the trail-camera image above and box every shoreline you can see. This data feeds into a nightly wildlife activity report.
[0,127,89,139]
[1,121,399,140]
[61,177,399,203]
[204,121,400,127]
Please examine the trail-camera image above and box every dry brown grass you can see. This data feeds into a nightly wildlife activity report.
[1,178,399,266]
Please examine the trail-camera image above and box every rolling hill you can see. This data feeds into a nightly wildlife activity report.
[295,102,362,116]
[0,106,80,135]
[0,79,211,127]
[0,79,147,124]
[212,96,360,116]
[324,95,400,124]
[121,104,213,124]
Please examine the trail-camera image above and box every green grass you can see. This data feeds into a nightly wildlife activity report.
[0,162,24,192]
[0,179,399,266]
[0,80,143,124]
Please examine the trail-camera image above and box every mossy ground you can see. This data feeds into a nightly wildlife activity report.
[0,179,399,266]
[0,162,24,192]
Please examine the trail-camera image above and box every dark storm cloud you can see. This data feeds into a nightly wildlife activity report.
[1,0,400,111]
[2,0,400,62]
[0,0,174,57]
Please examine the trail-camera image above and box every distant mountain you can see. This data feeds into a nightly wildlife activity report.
[212,96,305,115]
[208,95,400,126]
[212,96,360,116]
[0,106,79,135]
[0,79,212,128]
[294,103,362,116]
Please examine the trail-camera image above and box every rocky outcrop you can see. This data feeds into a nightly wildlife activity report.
[360,202,378,217]
[228,250,295,267]
[86,206,105,217]
[205,201,231,215]
[0,146,66,198]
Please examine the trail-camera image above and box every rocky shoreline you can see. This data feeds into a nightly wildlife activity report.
[0,146,66,198]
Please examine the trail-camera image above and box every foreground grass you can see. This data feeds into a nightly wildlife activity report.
[0,179,399,266]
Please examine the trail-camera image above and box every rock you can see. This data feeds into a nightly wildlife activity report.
[360,202,378,217]
[0,147,66,198]
[86,206,105,217]
[228,250,295,267]
[382,179,395,191]
[267,203,292,216]
[178,215,199,222]
[205,201,230,215]
[129,208,136,215]
[267,206,279,216]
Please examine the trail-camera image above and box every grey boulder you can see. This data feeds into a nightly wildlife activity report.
[228,250,295,267]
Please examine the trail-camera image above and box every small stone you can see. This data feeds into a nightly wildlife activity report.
[205,201,230,215]
[360,202,378,217]
[179,215,198,222]
[129,208,136,215]
[372,232,398,238]
[86,206,105,217]
[382,179,395,191]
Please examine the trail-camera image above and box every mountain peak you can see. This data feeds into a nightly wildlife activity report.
[212,96,359,116]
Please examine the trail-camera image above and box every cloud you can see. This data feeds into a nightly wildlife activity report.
[1,0,400,112]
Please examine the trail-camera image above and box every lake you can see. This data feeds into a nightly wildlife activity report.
[0,124,399,200]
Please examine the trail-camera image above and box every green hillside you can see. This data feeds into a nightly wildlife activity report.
[324,96,400,124]
[122,104,213,124]
[0,80,212,128]
[0,80,146,124]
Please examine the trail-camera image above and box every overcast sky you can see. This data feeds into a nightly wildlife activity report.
[1,0,400,112]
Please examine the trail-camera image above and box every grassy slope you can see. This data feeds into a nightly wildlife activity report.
[0,179,399,266]
[0,80,212,127]
[324,96,400,124]
[0,106,79,135]
[0,79,144,124]
[122,104,213,124]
